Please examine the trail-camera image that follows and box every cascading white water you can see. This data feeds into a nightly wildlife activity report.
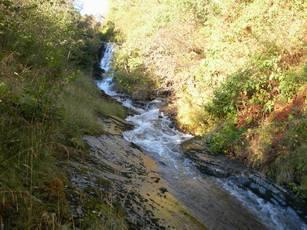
[97,44,117,96]
[100,44,113,72]
[97,43,307,230]
[124,104,194,174]
[97,44,145,113]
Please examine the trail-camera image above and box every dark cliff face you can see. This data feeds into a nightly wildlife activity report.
[92,42,107,80]
[97,42,107,61]
[92,62,105,80]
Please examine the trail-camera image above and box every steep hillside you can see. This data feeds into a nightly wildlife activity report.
[103,0,306,198]
[0,0,126,228]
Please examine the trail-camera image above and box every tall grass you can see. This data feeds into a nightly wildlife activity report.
[59,73,126,145]
[0,0,128,228]
[0,69,128,228]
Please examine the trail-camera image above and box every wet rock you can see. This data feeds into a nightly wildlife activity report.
[81,135,166,228]
[155,88,173,97]
[182,138,307,224]
[181,137,210,154]
[132,89,152,101]
[98,42,107,61]
[151,177,160,183]
[181,137,243,178]
[159,187,168,194]
[109,115,133,128]
[92,62,105,80]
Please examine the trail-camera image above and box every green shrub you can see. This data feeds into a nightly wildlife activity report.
[279,66,307,102]
[106,0,306,198]
[206,70,249,119]
[206,121,246,154]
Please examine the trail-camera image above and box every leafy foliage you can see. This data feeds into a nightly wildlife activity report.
[105,0,306,197]
[0,0,127,228]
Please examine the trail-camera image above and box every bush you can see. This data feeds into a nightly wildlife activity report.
[106,0,306,197]
[0,0,127,227]
[207,121,246,154]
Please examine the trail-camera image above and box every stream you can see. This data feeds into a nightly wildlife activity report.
[96,43,307,230]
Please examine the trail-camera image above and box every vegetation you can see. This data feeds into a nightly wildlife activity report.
[103,0,306,198]
[1,0,306,227]
[0,0,126,228]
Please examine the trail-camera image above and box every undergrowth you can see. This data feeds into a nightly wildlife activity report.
[103,0,306,198]
[0,0,127,228]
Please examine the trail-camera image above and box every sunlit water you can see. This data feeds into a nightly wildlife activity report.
[96,43,307,230]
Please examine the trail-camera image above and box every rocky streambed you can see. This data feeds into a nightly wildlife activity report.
[63,43,307,230]
[63,115,204,229]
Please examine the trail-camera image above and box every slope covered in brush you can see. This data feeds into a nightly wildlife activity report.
[103,0,306,199]
[0,0,126,228]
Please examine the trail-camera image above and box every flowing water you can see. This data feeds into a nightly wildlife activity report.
[96,43,307,230]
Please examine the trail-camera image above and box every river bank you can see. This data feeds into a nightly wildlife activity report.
[104,0,306,205]
[90,43,307,229]
[85,120,204,229]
